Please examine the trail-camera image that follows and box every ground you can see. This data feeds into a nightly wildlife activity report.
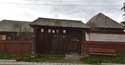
[0,60,87,65]
[0,61,125,65]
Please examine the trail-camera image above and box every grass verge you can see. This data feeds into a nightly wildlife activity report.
[16,54,65,62]
[81,54,125,64]
[0,52,125,64]
[0,52,16,59]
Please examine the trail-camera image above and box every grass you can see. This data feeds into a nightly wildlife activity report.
[0,52,16,59]
[16,54,65,62]
[0,52,125,64]
[0,53,67,63]
[81,54,125,64]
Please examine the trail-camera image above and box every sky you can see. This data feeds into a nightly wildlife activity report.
[0,0,124,23]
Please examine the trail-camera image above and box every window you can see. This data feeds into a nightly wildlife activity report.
[56,30,59,33]
[52,30,55,34]
[41,29,44,32]
[7,36,11,40]
[48,29,51,33]
[1,35,6,40]
[63,30,66,33]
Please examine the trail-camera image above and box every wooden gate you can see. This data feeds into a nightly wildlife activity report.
[35,28,82,54]
[66,30,82,54]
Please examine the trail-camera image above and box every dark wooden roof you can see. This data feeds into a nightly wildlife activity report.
[0,20,32,32]
[30,17,90,29]
[87,13,124,29]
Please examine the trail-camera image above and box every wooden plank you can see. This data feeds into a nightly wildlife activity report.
[88,48,116,56]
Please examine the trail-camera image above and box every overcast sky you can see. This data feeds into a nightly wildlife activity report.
[0,0,124,23]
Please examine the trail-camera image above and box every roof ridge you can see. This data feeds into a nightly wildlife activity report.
[38,17,82,22]
[1,19,30,22]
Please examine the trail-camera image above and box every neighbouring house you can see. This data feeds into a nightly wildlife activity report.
[83,13,125,55]
[0,20,33,40]
[121,21,125,27]
[86,13,124,41]
[0,20,32,54]
[30,17,90,55]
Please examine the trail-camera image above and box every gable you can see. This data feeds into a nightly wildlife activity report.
[87,13,124,29]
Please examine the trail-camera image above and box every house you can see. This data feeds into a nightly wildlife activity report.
[29,13,125,55]
[83,13,125,55]
[30,17,90,54]
[0,13,125,55]
[0,20,32,40]
[121,21,125,27]
[0,20,32,54]
[86,13,125,41]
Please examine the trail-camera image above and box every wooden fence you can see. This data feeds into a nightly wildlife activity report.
[2,40,125,55]
[0,40,32,54]
[82,41,125,56]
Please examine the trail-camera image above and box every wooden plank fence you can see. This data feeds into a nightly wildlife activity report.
[0,40,32,54]
[82,41,125,55]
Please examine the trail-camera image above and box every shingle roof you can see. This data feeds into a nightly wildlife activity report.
[0,20,32,32]
[30,17,90,28]
[87,13,124,29]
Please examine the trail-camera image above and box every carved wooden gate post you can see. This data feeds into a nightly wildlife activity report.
[32,27,40,55]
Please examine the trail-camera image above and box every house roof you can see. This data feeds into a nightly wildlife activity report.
[121,21,125,26]
[87,13,124,29]
[30,17,90,29]
[0,20,32,32]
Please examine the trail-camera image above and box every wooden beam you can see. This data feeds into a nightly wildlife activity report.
[32,27,41,55]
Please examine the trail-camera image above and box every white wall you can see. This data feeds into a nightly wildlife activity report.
[86,32,125,42]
